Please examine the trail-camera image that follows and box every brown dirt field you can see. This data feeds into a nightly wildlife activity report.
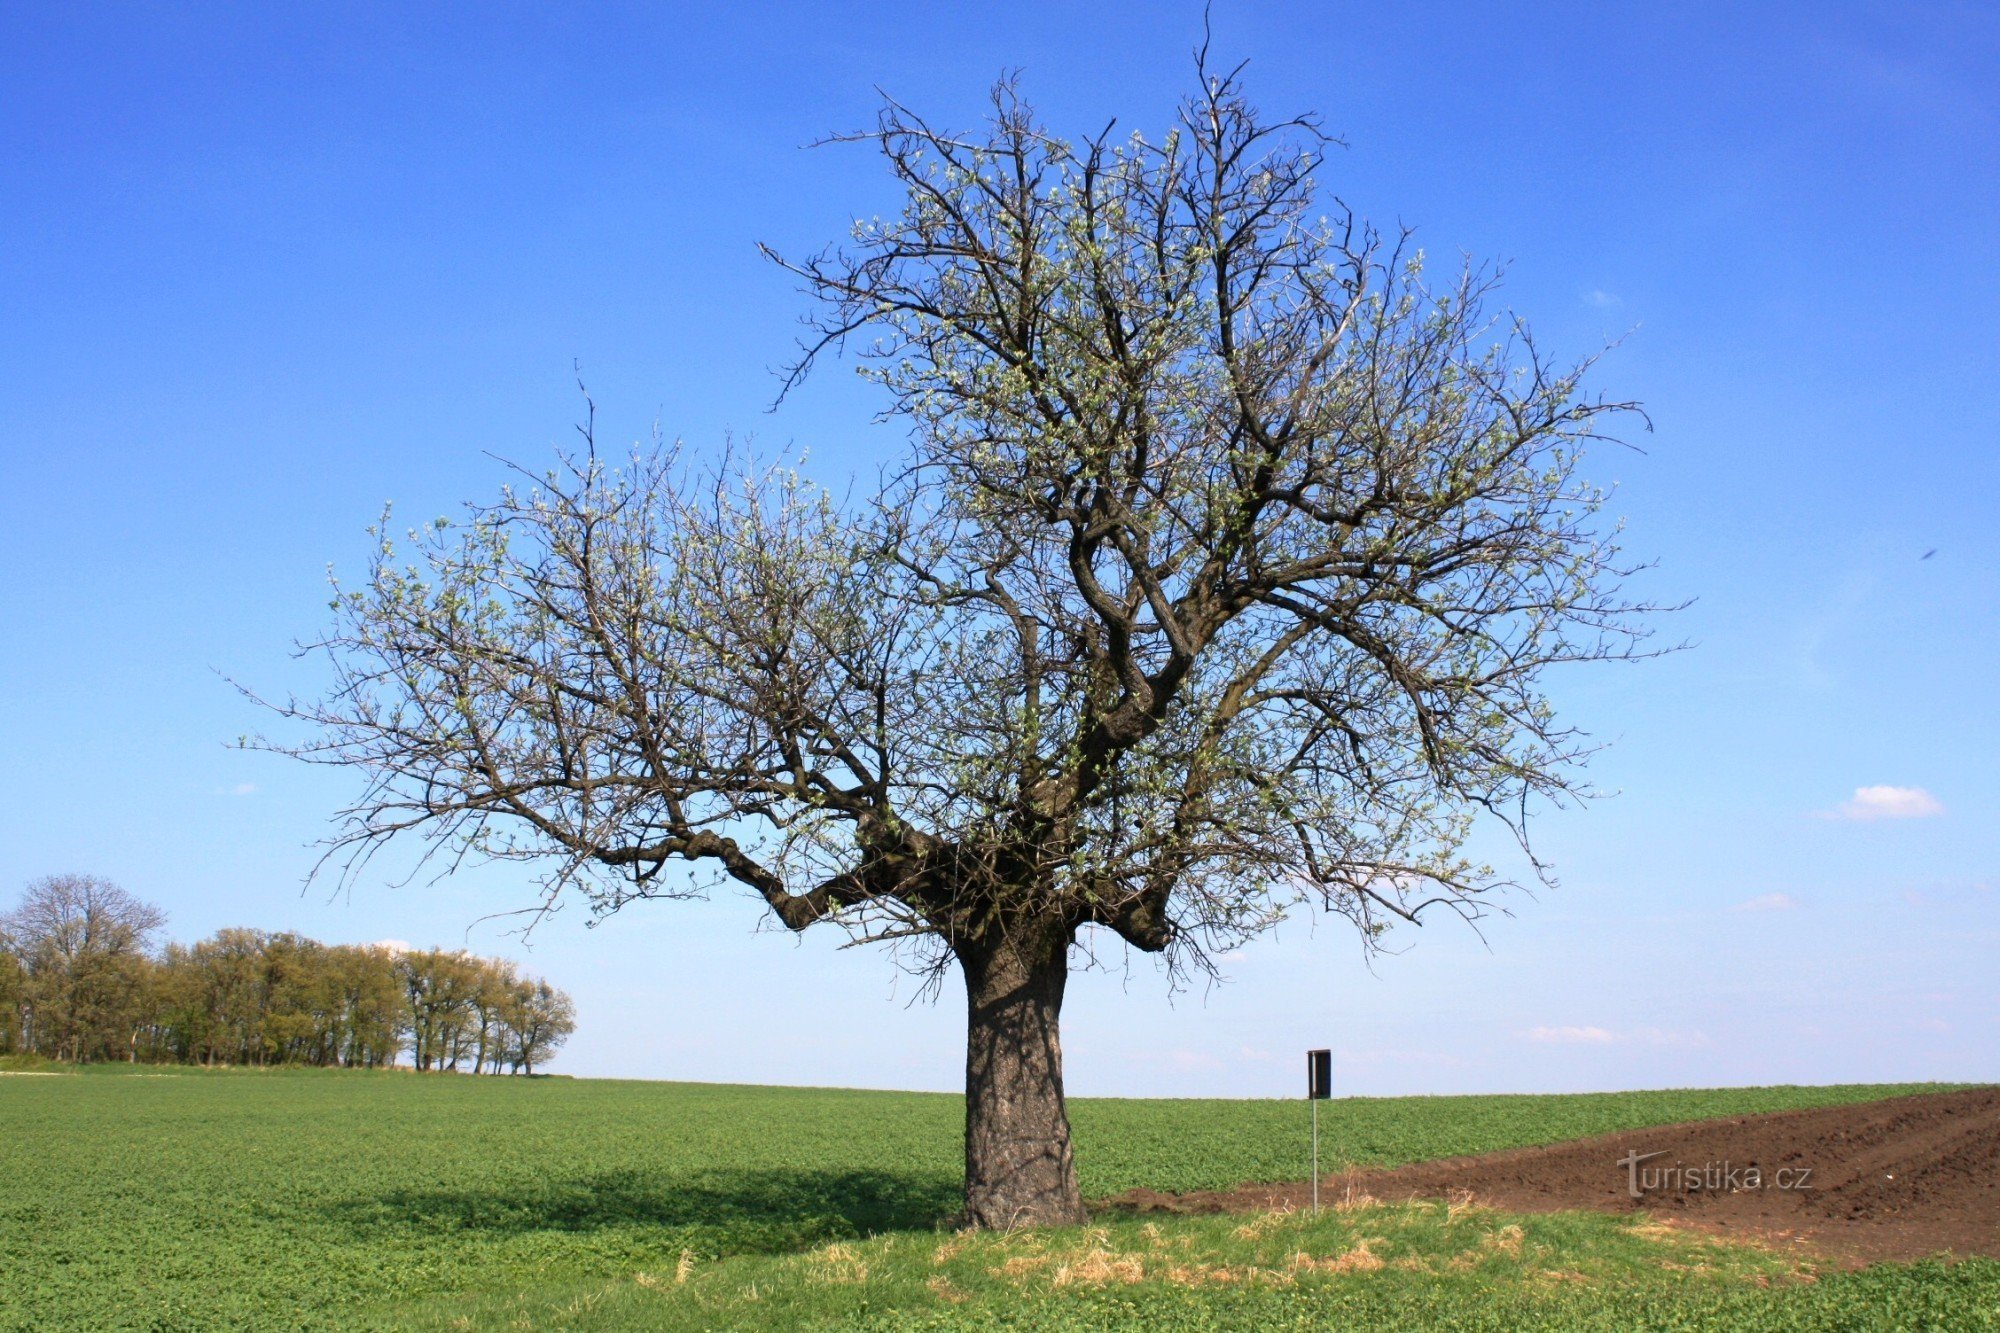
[1103,1087,2000,1266]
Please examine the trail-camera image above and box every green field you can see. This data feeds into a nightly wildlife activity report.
[0,1069,1991,1330]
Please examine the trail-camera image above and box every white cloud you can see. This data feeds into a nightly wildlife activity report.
[1824,785,1944,821]
[1582,289,1622,308]
[1731,892,1800,912]
[1629,1028,1710,1048]
[212,782,258,796]
[1522,1025,1615,1045]
[1520,1024,1705,1047]
[369,939,412,954]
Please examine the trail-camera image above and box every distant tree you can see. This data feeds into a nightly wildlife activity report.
[150,942,207,1063]
[181,928,275,1065]
[0,928,24,1054]
[269,63,1654,1224]
[466,958,517,1075]
[261,933,334,1064]
[498,978,575,1075]
[397,949,484,1072]
[0,898,567,1073]
[3,875,167,1062]
[120,953,167,1062]
[327,944,406,1068]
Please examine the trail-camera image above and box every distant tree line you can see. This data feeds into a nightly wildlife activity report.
[0,874,574,1072]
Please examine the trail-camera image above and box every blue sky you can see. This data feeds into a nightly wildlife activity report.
[2,1,1993,1096]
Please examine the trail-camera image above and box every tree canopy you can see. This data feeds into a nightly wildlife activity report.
[271,60,1657,1226]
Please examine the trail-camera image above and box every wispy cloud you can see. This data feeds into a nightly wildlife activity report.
[1822,785,1944,821]
[213,782,258,796]
[1629,1028,1710,1048]
[1521,1024,1705,1047]
[1793,571,1879,691]
[1731,892,1800,912]
[1522,1025,1615,1045]
[1582,289,1622,308]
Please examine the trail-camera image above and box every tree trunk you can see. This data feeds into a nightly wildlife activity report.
[959,930,1086,1229]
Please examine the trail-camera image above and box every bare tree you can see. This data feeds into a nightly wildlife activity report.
[3,875,167,1062]
[265,62,1658,1226]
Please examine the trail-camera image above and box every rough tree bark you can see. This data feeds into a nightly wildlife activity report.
[958,923,1086,1228]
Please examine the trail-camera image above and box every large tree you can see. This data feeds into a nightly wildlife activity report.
[3,875,167,1062]
[271,65,1654,1226]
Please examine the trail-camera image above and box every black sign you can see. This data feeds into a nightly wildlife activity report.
[1306,1048,1332,1100]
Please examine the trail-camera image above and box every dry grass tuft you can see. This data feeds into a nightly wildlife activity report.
[1444,1222,1529,1271]
[1231,1207,1295,1239]
[992,1253,1050,1278]
[1050,1248,1147,1287]
[1291,1239,1386,1274]
[1443,1189,1486,1225]
[926,1275,968,1304]
[803,1242,869,1286]
[1328,1241,1386,1274]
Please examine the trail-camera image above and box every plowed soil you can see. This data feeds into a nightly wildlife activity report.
[1105,1086,2000,1265]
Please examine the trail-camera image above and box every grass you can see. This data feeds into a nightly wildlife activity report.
[404,1203,2000,1331]
[0,1067,1986,1330]
[0,1052,60,1072]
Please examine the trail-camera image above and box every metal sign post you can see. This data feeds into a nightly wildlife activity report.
[1306,1048,1331,1213]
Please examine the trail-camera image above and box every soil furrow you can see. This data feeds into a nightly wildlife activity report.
[1102,1087,2000,1265]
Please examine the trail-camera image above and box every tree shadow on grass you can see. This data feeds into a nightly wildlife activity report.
[323,1168,962,1254]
